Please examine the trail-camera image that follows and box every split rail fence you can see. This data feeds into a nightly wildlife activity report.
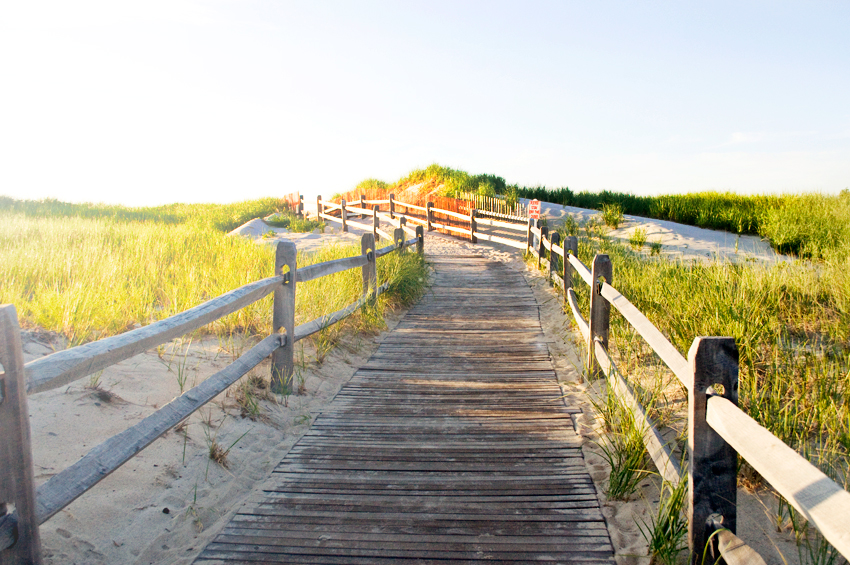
[316,194,529,251]
[0,228,422,564]
[526,220,850,565]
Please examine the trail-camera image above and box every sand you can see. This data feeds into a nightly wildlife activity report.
[518,198,789,263]
[26,209,802,564]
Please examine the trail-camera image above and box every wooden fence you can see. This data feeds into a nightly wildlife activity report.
[526,220,850,565]
[454,191,528,220]
[0,230,422,564]
[316,195,528,251]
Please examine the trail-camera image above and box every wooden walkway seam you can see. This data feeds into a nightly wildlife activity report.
[195,255,615,564]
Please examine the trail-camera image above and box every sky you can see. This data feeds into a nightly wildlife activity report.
[1,0,848,206]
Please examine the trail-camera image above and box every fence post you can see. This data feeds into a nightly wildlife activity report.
[359,194,366,218]
[0,305,42,564]
[587,254,612,379]
[526,218,534,255]
[416,225,424,255]
[470,209,478,244]
[271,241,297,394]
[548,231,561,282]
[372,205,380,242]
[688,337,739,564]
[340,199,348,233]
[361,233,377,300]
[564,235,578,305]
[317,195,323,222]
[426,202,433,231]
[537,226,548,271]
[389,193,395,219]
[298,194,304,217]
[394,227,405,255]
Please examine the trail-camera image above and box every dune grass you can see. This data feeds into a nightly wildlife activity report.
[0,198,427,347]
[548,220,848,560]
[522,185,850,258]
[353,164,850,258]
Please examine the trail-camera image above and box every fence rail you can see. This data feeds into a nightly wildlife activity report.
[0,229,424,563]
[526,221,850,564]
[316,195,527,251]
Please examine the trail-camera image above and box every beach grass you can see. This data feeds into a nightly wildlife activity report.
[0,197,428,346]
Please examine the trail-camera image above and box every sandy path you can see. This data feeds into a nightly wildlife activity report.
[519,198,787,263]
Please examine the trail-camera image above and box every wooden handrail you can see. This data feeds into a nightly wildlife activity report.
[395,201,427,213]
[566,254,593,286]
[343,204,374,216]
[599,281,691,392]
[35,333,284,524]
[25,275,285,394]
[430,207,469,222]
[475,217,527,231]
[707,396,850,557]
[296,255,369,284]
[566,288,589,341]
[543,245,850,563]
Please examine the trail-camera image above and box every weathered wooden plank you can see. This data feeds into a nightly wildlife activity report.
[429,221,473,236]
[0,305,42,562]
[706,395,850,559]
[567,253,593,286]
[393,201,428,212]
[374,242,397,258]
[36,333,282,525]
[430,207,469,221]
[271,242,296,393]
[474,217,527,231]
[25,275,284,395]
[600,281,691,392]
[194,256,613,564]
[343,218,374,232]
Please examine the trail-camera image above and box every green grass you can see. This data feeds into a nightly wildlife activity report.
[601,203,625,229]
[352,164,850,258]
[637,478,688,565]
[550,222,849,558]
[0,195,291,233]
[629,228,647,250]
[265,209,323,233]
[0,197,428,346]
[591,388,650,501]
[521,186,850,258]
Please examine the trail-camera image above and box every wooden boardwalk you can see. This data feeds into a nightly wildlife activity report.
[195,255,614,564]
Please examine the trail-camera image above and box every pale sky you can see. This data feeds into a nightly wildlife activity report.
[1,1,848,206]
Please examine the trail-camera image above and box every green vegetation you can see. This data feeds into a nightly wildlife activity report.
[0,195,290,233]
[265,209,323,233]
[522,186,850,259]
[352,163,507,200]
[355,164,850,258]
[629,228,647,250]
[591,388,650,500]
[601,203,624,228]
[547,219,849,561]
[637,478,688,565]
[0,197,427,346]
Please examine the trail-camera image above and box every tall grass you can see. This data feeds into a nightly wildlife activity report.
[0,195,290,233]
[0,199,427,346]
[557,225,849,555]
[524,186,850,258]
[353,165,850,258]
